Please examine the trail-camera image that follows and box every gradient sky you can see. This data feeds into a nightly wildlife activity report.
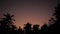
[0,0,60,28]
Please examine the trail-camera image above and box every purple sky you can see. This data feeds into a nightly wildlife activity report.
[0,0,60,28]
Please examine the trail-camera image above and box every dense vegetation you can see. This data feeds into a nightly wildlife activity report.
[0,4,60,34]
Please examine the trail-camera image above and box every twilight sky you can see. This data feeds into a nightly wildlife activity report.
[0,0,60,28]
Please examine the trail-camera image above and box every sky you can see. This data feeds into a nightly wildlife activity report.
[0,0,60,28]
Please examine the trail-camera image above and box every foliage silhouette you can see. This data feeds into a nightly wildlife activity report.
[0,3,60,34]
[23,22,32,34]
[48,3,60,33]
[33,24,40,34]
[41,24,48,34]
[0,13,16,34]
[17,26,23,34]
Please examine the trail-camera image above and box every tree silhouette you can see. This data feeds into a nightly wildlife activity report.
[17,26,23,34]
[0,3,60,34]
[33,24,40,34]
[23,22,32,34]
[52,3,60,33]
[48,3,60,33]
[0,13,16,34]
[41,24,48,34]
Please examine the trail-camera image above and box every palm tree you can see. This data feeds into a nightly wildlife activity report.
[0,13,16,34]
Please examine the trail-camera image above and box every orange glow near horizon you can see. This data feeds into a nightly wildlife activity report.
[0,0,58,28]
[14,15,50,28]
